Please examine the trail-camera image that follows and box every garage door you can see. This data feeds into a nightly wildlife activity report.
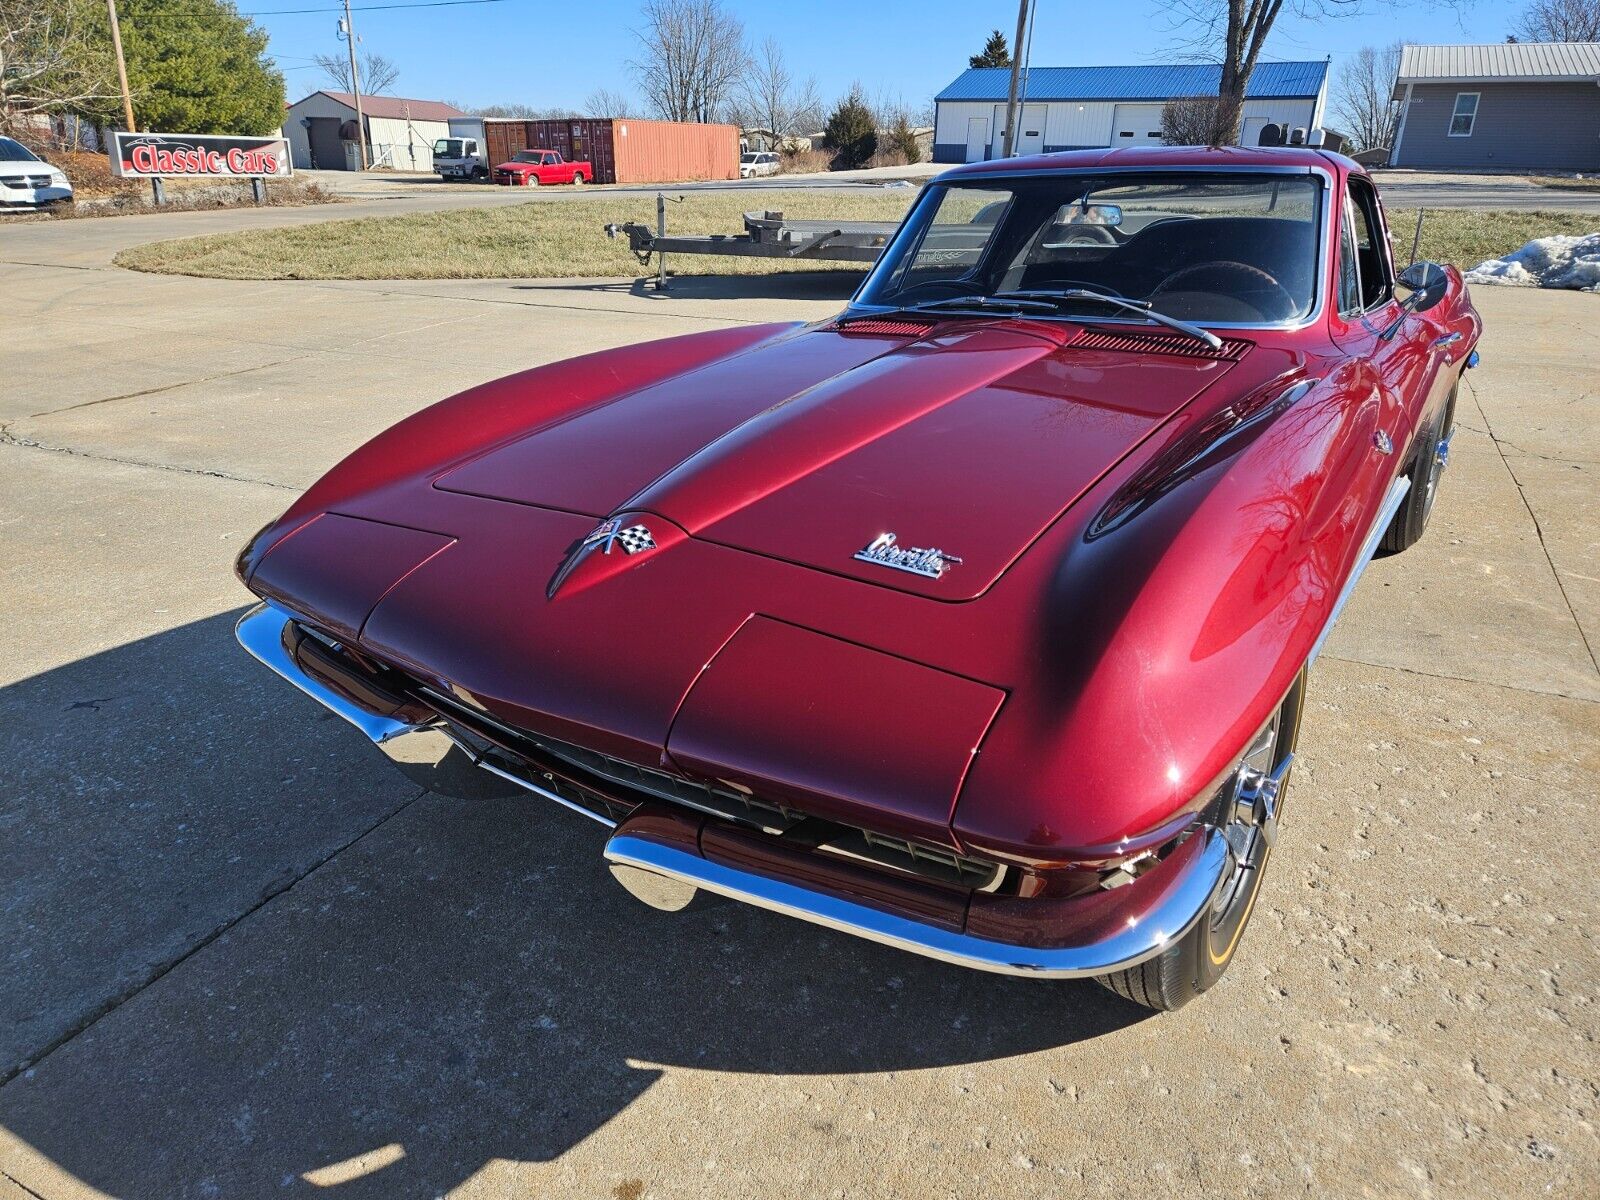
[1111,104,1166,146]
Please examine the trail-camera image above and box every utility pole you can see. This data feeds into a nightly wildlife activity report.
[1001,0,1030,158]
[105,0,136,133]
[340,0,368,169]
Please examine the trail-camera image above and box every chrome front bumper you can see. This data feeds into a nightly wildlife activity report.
[605,826,1233,978]
[236,601,1235,979]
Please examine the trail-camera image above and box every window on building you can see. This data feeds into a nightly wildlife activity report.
[1449,93,1479,137]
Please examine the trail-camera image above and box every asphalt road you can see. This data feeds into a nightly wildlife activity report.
[1373,177,1600,213]
[0,208,1596,1199]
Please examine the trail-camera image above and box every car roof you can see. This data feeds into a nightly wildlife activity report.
[936,144,1359,180]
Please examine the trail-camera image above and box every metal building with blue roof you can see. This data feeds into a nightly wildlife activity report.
[931,60,1331,162]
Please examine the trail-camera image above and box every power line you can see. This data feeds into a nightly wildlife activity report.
[239,0,509,14]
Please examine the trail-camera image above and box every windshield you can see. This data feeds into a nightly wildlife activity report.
[859,172,1324,326]
[0,137,41,162]
[433,138,465,157]
[512,151,545,163]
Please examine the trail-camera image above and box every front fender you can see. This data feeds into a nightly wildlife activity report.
[953,366,1398,864]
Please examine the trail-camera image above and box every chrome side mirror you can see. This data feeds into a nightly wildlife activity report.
[1398,260,1449,313]
[1382,261,1450,340]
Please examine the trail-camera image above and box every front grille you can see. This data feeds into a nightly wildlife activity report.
[415,684,1001,891]
[286,625,1004,893]
[2,175,53,189]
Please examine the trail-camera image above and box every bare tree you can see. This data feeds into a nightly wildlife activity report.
[1160,94,1239,145]
[1513,0,1600,39]
[585,87,640,118]
[0,0,118,136]
[1332,43,1402,151]
[737,38,820,146]
[473,102,579,118]
[629,0,749,124]
[314,50,400,96]
[1166,0,1365,142]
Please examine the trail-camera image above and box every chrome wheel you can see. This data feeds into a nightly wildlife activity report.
[1424,429,1450,521]
[1208,708,1294,966]
[1095,669,1307,1010]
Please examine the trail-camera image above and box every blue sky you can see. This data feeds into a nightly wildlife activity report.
[247,0,1528,114]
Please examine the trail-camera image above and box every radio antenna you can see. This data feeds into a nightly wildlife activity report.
[1409,208,1425,266]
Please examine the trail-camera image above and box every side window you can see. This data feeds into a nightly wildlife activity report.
[1348,178,1392,311]
[1337,203,1363,316]
[1449,93,1478,137]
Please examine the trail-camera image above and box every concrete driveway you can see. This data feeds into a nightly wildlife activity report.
[0,211,1596,1199]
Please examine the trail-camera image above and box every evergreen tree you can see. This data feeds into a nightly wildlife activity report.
[85,0,286,134]
[969,29,1011,69]
[822,84,876,169]
[884,110,921,164]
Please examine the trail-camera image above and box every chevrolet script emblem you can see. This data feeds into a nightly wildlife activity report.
[853,532,962,580]
[547,518,657,598]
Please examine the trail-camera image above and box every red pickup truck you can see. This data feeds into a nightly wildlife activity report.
[492,149,591,186]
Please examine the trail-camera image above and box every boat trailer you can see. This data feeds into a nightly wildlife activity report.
[604,195,896,291]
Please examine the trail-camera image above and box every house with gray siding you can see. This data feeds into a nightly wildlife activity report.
[931,61,1330,163]
[1390,43,1600,171]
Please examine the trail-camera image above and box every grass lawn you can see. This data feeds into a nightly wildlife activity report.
[1528,176,1600,192]
[113,191,916,280]
[1388,208,1597,267]
[113,190,1598,281]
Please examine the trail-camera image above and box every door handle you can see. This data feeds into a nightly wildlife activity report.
[1433,332,1463,348]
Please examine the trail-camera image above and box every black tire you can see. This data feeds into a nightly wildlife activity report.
[1379,385,1453,554]
[1096,669,1307,1011]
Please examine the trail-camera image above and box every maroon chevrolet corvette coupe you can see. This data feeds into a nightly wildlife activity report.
[237,146,1481,1009]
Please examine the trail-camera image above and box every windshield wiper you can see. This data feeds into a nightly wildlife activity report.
[994,289,1225,350]
[902,295,1064,317]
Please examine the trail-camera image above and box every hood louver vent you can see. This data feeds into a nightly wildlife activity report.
[1071,329,1252,361]
[833,317,937,338]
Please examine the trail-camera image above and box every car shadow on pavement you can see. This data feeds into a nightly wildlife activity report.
[0,610,1146,1199]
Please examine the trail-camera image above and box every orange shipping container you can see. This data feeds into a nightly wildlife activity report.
[611,119,739,184]
[480,117,737,185]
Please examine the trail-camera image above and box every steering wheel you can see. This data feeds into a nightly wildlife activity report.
[1149,261,1298,322]
[1042,224,1118,249]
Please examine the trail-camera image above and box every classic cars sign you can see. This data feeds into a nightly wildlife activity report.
[109,132,292,179]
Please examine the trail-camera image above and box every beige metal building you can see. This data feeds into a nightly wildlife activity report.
[282,92,466,172]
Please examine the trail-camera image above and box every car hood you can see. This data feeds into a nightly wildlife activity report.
[435,320,1247,600]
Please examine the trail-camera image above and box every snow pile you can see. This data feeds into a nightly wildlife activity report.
[1465,232,1600,292]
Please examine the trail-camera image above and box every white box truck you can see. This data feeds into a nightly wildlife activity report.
[433,117,488,180]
